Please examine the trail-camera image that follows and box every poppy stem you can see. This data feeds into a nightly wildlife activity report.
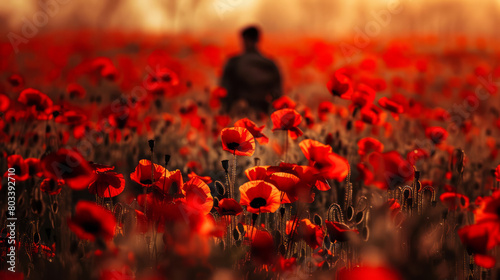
[232,153,237,199]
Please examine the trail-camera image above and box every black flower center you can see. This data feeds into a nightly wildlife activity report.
[250,197,267,209]
[227,142,240,150]
[13,165,21,175]
[82,220,101,234]
[140,179,153,185]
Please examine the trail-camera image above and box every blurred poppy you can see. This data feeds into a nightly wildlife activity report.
[299,139,349,181]
[336,266,402,280]
[66,83,86,98]
[187,171,212,184]
[234,118,269,145]
[458,222,498,268]
[40,178,64,195]
[239,180,280,214]
[250,230,276,264]
[221,127,255,156]
[378,96,404,114]
[351,84,376,108]
[425,127,448,144]
[406,148,430,165]
[439,192,469,210]
[357,137,384,157]
[41,148,96,190]
[88,171,125,198]
[18,88,53,116]
[474,190,500,224]
[130,159,166,187]
[0,94,10,112]
[271,108,303,140]
[216,198,243,216]
[294,219,324,249]
[365,151,414,190]
[5,155,30,181]
[182,177,214,215]
[325,221,359,243]
[272,96,296,110]
[327,71,352,99]
[67,201,116,241]
[493,165,500,181]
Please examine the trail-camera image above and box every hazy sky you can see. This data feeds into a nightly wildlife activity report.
[1,0,499,38]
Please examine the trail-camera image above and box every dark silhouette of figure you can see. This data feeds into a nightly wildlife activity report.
[220,26,282,117]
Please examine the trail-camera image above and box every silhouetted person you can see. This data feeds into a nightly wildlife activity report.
[220,26,282,117]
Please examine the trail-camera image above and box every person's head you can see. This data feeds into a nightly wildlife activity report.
[241,26,260,52]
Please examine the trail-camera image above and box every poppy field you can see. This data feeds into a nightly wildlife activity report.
[1,29,500,280]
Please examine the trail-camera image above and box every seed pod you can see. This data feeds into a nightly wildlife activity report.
[215,181,225,196]
[314,214,322,226]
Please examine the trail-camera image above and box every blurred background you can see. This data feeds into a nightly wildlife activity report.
[1,0,499,38]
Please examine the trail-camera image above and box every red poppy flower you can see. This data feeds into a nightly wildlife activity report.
[234,118,269,145]
[357,137,384,157]
[67,201,116,241]
[18,88,53,116]
[88,171,125,198]
[299,139,349,181]
[8,74,24,88]
[406,148,430,165]
[216,198,243,216]
[130,159,166,187]
[145,67,180,96]
[336,266,402,280]
[425,126,448,144]
[360,105,382,125]
[458,223,498,268]
[351,84,376,108]
[182,177,214,215]
[327,71,352,99]
[272,96,296,110]
[221,127,255,156]
[245,166,270,181]
[293,219,324,249]
[325,221,359,243]
[494,164,500,181]
[239,180,281,214]
[40,148,96,190]
[250,230,276,264]
[0,94,10,112]
[66,83,86,98]
[5,155,30,181]
[365,151,414,190]
[40,178,64,195]
[439,192,469,210]
[318,101,335,122]
[271,108,303,140]
[474,190,500,224]
[378,96,404,114]
[155,169,184,199]
[268,172,300,193]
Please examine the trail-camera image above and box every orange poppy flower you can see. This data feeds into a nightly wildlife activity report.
[299,139,349,181]
[156,169,184,200]
[239,181,280,214]
[271,108,303,140]
[182,177,214,215]
[130,159,166,187]
[221,127,255,156]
